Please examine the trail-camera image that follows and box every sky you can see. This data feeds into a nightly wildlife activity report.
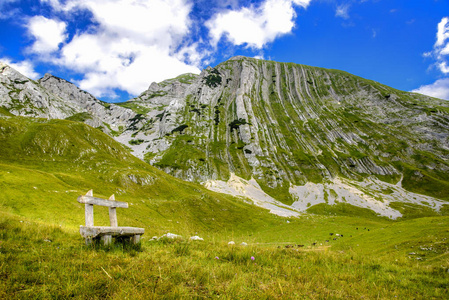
[0,0,448,102]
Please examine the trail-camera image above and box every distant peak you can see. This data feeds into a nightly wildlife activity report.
[228,55,249,61]
[148,82,160,91]
[0,62,8,73]
[39,73,68,83]
[42,73,53,80]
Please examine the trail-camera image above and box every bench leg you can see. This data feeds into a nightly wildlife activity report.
[85,237,93,246]
[131,235,141,244]
[101,235,112,245]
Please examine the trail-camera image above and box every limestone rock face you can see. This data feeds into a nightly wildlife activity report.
[122,57,449,209]
[0,62,137,135]
[2,58,449,217]
[38,74,136,132]
[0,62,79,118]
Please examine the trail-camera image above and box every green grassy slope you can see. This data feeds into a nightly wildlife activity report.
[0,116,448,298]
[144,57,449,204]
[1,210,447,298]
[0,116,285,237]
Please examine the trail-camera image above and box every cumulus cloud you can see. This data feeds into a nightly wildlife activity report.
[206,0,312,49]
[431,17,449,74]
[414,18,449,105]
[29,0,201,98]
[27,16,67,54]
[0,58,40,79]
[61,34,199,96]
[411,78,449,100]
[414,17,449,101]
[21,0,313,99]
[436,17,449,47]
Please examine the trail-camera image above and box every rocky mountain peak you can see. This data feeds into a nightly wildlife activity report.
[0,61,9,73]
[40,73,58,81]
[121,57,449,217]
[37,71,137,133]
[148,82,160,91]
[1,57,449,218]
[0,62,80,119]
[227,55,251,61]
[0,61,28,81]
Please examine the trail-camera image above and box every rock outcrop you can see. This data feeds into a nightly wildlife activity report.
[123,57,449,209]
[2,57,449,217]
[38,74,137,133]
[0,62,79,118]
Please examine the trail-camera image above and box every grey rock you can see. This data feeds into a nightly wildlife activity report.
[38,73,137,133]
[0,62,79,119]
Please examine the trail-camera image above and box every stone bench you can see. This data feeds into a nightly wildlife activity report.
[77,190,144,245]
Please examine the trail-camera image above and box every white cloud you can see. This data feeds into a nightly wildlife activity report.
[0,0,21,19]
[441,44,449,56]
[28,0,314,98]
[413,18,449,101]
[32,0,201,98]
[27,16,67,53]
[175,42,212,67]
[335,4,350,19]
[0,58,40,79]
[62,36,199,96]
[438,62,449,74]
[430,17,449,74]
[436,17,449,47]
[206,0,312,49]
[411,78,449,100]
[420,17,449,96]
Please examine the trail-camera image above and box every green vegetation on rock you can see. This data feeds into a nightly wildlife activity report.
[1,114,449,298]
[143,57,449,207]
[65,112,92,122]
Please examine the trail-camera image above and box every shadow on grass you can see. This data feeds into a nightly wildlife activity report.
[85,236,143,255]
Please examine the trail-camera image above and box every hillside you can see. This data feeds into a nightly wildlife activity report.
[0,62,138,136]
[1,60,449,299]
[122,57,449,217]
[0,115,285,235]
[1,57,449,218]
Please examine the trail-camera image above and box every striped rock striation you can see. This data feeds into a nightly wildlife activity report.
[122,57,449,217]
[2,57,449,217]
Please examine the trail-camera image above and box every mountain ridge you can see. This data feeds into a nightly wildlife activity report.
[1,57,448,218]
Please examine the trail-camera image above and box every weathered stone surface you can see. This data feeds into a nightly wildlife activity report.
[115,56,449,215]
[2,57,449,217]
[38,73,137,133]
[131,57,449,188]
[79,226,145,238]
[0,62,79,118]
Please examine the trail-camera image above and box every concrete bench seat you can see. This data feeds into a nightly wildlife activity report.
[77,190,144,245]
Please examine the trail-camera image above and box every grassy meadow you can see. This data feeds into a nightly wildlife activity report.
[1,212,448,299]
[1,116,448,298]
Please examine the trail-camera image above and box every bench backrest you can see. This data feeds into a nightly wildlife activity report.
[77,190,128,227]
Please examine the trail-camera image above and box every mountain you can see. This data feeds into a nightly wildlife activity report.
[1,57,448,218]
[2,59,449,300]
[0,62,138,135]
[0,62,80,119]
[119,56,449,218]
[38,73,138,135]
[0,115,278,234]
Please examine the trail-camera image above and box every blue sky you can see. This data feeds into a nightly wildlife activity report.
[1,0,448,102]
